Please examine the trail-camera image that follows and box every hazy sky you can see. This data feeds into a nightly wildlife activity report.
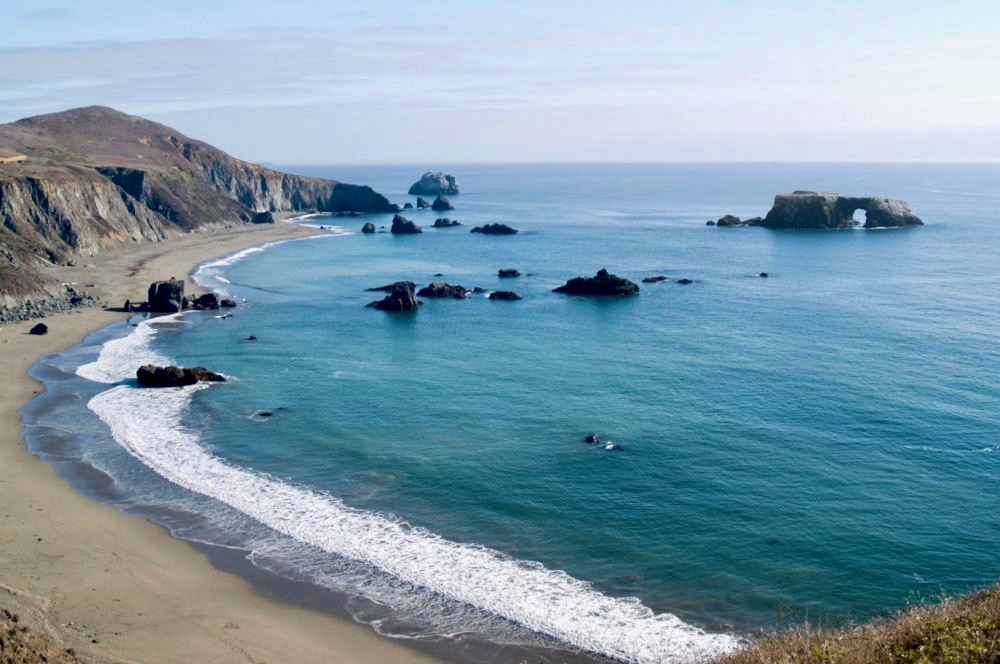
[1,1,998,163]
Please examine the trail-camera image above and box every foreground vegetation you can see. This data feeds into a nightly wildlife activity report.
[718,584,1000,664]
[0,609,82,664]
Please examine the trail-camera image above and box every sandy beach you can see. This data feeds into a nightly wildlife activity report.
[0,221,438,663]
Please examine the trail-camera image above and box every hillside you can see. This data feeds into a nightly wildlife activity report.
[0,106,398,320]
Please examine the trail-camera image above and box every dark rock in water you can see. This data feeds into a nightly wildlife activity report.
[489,290,521,301]
[390,214,422,234]
[367,282,420,311]
[366,280,416,293]
[471,223,518,235]
[136,364,226,387]
[192,293,219,310]
[246,335,258,341]
[761,191,924,229]
[147,278,185,313]
[250,211,274,224]
[417,282,468,299]
[403,202,413,209]
[431,194,454,211]
[759,272,769,278]
[585,433,600,444]
[257,410,274,418]
[335,210,361,217]
[361,222,376,233]
[677,278,694,285]
[433,217,461,228]
[706,220,716,226]
[716,214,745,227]
[29,322,48,335]
[642,275,668,283]
[553,269,639,296]
[498,268,521,278]
[472,287,487,293]
[433,273,444,277]
[408,171,460,196]
[416,197,432,209]
[220,298,237,308]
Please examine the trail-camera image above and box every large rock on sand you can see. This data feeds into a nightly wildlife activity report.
[147,279,185,312]
[553,269,640,296]
[761,191,924,229]
[408,172,460,196]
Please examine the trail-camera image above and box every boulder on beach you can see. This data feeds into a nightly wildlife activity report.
[361,222,376,233]
[553,269,639,296]
[136,364,226,387]
[367,282,420,311]
[147,278,185,313]
[408,172,460,196]
[390,214,422,234]
[431,194,454,211]
[250,211,274,224]
[433,218,461,228]
[417,282,468,299]
[489,290,521,301]
[471,223,518,235]
[498,268,521,278]
[29,322,48,335]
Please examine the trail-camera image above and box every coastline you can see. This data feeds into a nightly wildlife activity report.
[0,221,440,663]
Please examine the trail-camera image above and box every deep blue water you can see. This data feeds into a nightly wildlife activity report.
[28,164,1000,663]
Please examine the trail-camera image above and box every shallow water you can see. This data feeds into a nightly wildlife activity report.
[26,164,1000,663]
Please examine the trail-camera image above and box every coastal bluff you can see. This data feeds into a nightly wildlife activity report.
[0,106,398,321]
[761,191,924,229]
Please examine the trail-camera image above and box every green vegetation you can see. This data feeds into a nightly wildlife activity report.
[717,584,1000,664]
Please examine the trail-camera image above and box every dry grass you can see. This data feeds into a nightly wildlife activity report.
[717,584,1000,664]
[0,609,84,664]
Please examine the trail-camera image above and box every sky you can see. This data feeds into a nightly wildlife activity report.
[1,0,998,163]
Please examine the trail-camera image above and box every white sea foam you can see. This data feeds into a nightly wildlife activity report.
[76,314,182,383]
[89,385,742,663]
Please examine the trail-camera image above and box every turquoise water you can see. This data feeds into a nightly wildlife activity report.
[30,164,1000,663]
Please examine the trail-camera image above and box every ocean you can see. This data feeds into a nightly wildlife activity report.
[23,164,1000,663]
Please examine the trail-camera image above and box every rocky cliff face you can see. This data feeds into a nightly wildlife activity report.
[0,106,398,318]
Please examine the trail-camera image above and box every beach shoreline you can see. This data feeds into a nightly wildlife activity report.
[0,220,442,663]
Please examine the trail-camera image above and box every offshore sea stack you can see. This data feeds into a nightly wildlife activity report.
[390,214,422,234]
[408,171,460,196]
[553,269,640,296]
[760,191,924,229]
[367,282,420,311]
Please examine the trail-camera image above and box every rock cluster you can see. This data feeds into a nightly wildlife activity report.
[408,172,460,196]
[433,218,461,228]
[471,223,518,235]
[417,282,468,299]
[553,269,639,296]
[136,364,226,387]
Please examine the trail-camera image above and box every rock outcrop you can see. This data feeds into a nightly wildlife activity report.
[147,279,185,312]
[29,322,48,335]
[471,223,518,235]
[361,222,376,234]
[416,197,432,209]
[433,218,461,228]
[367,282,419,311]
[488,290,521,301]
[553,269,639,296]
[0,106,398,315]
[136,364,226,387]
[498,268,521,278]
[417,282,468,298]
[367,280,416,293]
[250,211,274,224]
[408,171,459,196]
[191,293,219,310]
[390,214,422,234]
[760,191,924,229]
[431,194,454,211]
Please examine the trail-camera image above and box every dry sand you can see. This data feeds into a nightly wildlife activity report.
[0,222,439,663]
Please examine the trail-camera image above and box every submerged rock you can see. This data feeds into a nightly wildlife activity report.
[367,280,416,293]
[471,223,518,235]
[642,275,668,283]
[584,433,601,444]
[408,171,460,196]
[677,278,694,285]
[498,268,521,278]
[488,290,521,301]
[29,322,48,335]
[761,191,924,229]
[553,269,639,296]
[136,364,226,387]
[390,214,422,234]
[147,278,185,313]
[431,194,454,211]
[417,282,468,299]
[367,282,420,311]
